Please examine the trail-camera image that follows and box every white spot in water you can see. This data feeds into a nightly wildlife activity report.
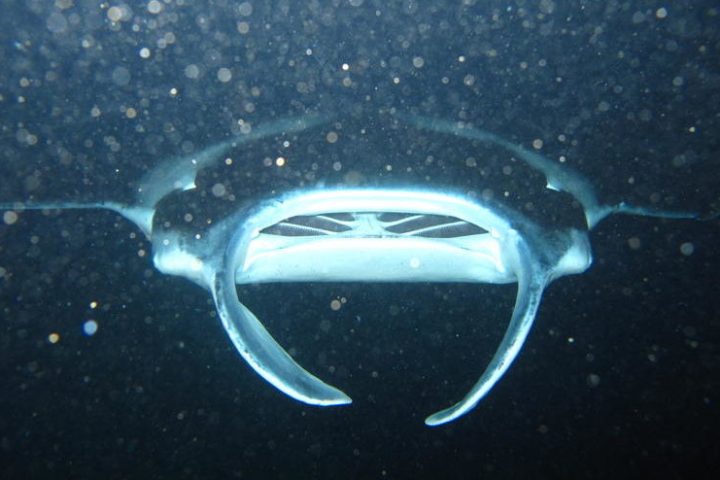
[409,257,421,269]
[238,2,253,16]
[147,0,163,14]
[46,12,68,33]
[184,64,200,79]
[680,242,694,256]
[211,183,226,197]
[217,67,232,83]
[628,237,642,250]
[83,320,98,336]
[237,22,250,35]
[3,211,18,225]
[586,373,601,387]
[112,66,131,86]
[107,6,124,22]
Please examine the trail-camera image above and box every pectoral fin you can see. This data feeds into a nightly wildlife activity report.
[613,202,698,221]
[0,201,155,237]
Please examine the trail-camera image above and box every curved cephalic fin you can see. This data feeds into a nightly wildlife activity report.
[0,201,155,237]
[425,263,547,426]
[399,113,699,229]
[211,266,352,406]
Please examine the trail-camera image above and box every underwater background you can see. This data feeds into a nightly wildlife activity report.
[0,1,718,478]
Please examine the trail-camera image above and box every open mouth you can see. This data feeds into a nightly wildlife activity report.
[261,212,488,238]
[237,193,509,287]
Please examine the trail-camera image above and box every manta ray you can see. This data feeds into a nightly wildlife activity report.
[0,113,698,426]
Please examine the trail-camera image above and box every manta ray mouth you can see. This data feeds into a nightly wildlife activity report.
[238,201,508,286]
[261,212,488,238]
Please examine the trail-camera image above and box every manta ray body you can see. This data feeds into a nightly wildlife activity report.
[0,114,697,426]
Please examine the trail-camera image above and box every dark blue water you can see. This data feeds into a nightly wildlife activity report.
[1,1,718,478]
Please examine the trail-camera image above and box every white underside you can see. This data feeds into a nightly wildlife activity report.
[240,233,512,284]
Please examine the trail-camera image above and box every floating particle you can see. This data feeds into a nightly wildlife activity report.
[107,6,123,22]
[217,67,232,83]
[211,183,226,197]
[112,66,131,86]
[46,12,68,33]
[627,237,642,250]
[319,319,331,333]
[83,320,98,336]
[237,22,250,34]
[184,64,200,79]
[587,373,601,387]
[238,2,253,16]
[147,0,163,14]
[3,211,18,225]
[632,11,645,23]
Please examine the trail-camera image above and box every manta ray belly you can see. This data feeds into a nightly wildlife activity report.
[239,233,512,284]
